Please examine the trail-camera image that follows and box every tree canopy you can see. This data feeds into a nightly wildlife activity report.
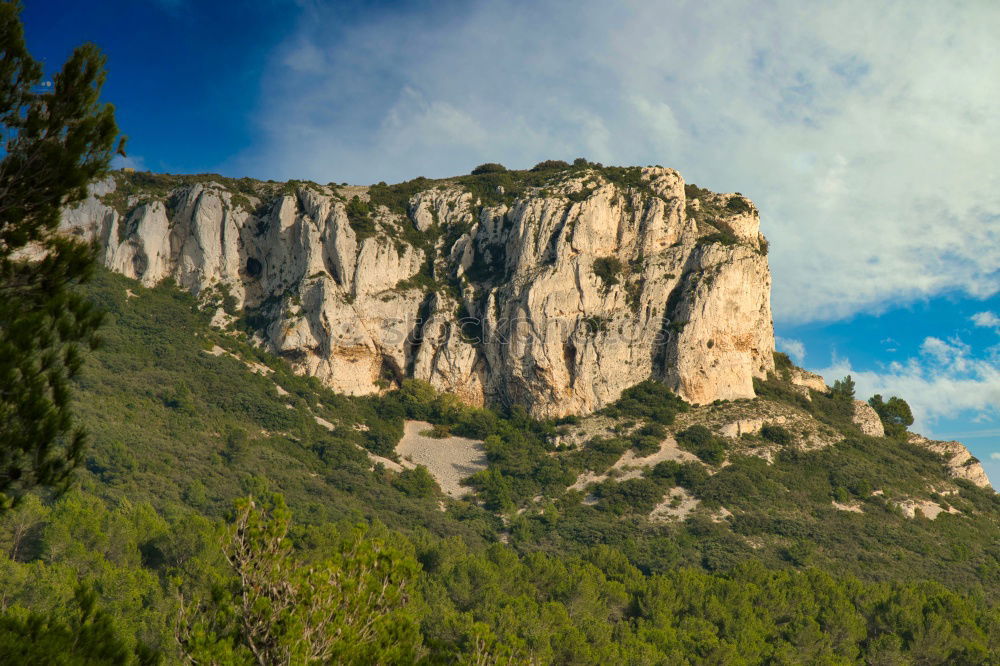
[0,1,121,510]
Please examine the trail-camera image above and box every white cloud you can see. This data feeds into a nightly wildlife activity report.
[991,452,1000,461]
[775,337,806,364]
[818,335,1000,434]
[972,311,1000,331]
[230,0,1000,324]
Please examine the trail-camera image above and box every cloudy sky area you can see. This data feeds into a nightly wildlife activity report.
[27,0,1000,479]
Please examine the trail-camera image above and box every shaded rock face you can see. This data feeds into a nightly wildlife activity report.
[61,167,775,417]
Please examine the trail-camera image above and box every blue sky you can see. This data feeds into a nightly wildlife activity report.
[25,0,1000,481]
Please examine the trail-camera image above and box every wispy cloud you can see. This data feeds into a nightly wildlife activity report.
[776,337,806,364]
[818,335,1000,434]
[231,0,1000,324]
[972,311,1000,331]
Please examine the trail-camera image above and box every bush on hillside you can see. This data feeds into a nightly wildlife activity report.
[676,425,726,465]
[599,380,688,425]
[760,424,792,446]
[530,159,571,171]
[470,162,507,175]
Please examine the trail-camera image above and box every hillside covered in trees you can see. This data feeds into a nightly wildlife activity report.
[1,269,997,663]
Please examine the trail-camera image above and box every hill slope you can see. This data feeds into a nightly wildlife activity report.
[2,268,998,662]
[4,157,997,661]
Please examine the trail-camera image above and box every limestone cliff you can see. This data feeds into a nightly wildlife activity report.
[60,165,775,417]
[908,434,992,489]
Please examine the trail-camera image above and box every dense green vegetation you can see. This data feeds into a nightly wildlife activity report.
[4,480,999,663]
[1,268,999,662]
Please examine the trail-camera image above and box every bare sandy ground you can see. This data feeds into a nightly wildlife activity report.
[831,500,864,513]
[649,487,699,523]
[568,435,700,492]
[396,420,487,498]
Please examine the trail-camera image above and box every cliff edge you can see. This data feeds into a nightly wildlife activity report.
[60,163,774,417]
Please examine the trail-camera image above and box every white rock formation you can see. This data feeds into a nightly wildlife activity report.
[852,400,885,437]
[720,416,787,439]
[60,166,775,417]
[908,434,992,489]
[790,368,827,393]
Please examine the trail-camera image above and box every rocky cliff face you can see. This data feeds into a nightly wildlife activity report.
[908,434,992,489]
[60,165,775,417]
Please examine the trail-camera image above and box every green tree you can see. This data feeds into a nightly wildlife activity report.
[0,492,48,560]
[831,375,856,401]
[0,2,122,511]
[0,585,159,664]
[177,495,421,665]
[868,394,914,438]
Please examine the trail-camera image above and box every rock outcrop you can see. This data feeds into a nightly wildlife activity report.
[908,434,992,489]
[790,368,827,393]
[852,400,885,437]
[60,165,775,417]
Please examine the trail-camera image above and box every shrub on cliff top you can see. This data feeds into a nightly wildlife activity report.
[470,163,507,175]
[725,195,753,215]
[530,159,571,171]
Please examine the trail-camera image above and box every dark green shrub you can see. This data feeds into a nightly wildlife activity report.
[530,159,570,171]
[427,423,451,439]
[675,425,712,448]
[582,315,610,334]
[600,380,688,425]
[696,231,738,247]
[223,427,249,464]
[392,466,438,498]
[725,195,753,215]
[592,256,624,289]
[346,196,376,238]
[772,351,793,380]
[630,423,666,456]
[631,435,661,457]
[590,437,629,455]
[760,424,792,446]
[651,460,709,492]
[593,477,662,514]
[470,163,507,175]
[676,425,726,465]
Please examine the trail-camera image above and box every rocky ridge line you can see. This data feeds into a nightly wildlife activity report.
[60,165,775,417]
